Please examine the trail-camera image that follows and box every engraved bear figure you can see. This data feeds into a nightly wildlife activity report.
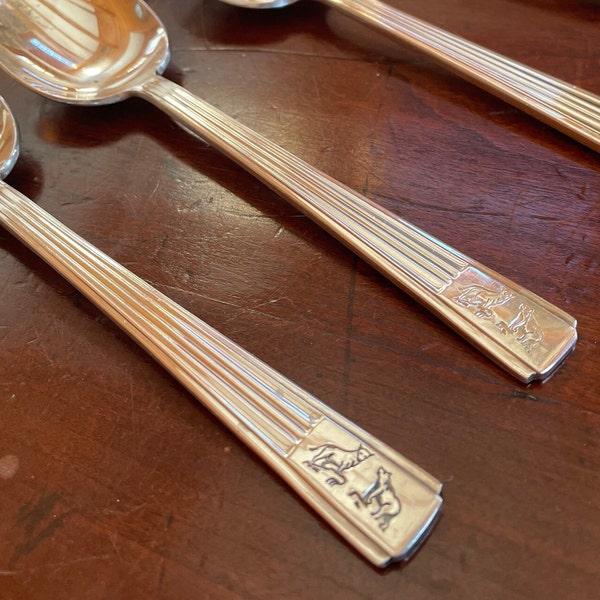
[304,443,373,486]
[349,467,401,531]
[453,284,514,319]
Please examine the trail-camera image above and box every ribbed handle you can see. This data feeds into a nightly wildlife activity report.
[0,181,443,566]
[326,0,600,152]
[138,76,577,382]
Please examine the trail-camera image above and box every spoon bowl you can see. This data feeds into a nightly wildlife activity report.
[0,95,19,178]
[0,0,578,382]
[0,92,443,566]
[0,0,169,104]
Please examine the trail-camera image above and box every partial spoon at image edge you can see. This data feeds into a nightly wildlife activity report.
[220,0,600,153]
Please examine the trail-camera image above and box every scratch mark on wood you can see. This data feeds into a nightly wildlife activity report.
[342,255,358,412]
[511,389,563,406]
[1,554,110,577]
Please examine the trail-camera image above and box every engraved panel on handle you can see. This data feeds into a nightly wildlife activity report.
[440,265,576,379]
[288,419,442,558]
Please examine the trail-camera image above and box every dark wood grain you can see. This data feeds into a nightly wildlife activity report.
[0,0,598,597]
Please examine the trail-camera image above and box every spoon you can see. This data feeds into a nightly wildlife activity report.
[0,0,577,382]
[221,0,600,153]
[0,92,443,567]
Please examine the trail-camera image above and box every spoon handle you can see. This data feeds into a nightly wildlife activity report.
[325,0,600,152]
[0,180,442,567]
[139,76,576,383]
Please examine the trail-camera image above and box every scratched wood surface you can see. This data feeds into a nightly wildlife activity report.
[0,0,598,598]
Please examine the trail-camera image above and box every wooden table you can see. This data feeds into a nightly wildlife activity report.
[1,0,598,597]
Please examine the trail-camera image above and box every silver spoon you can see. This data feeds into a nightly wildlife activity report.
[0,0,577,382]
[221,0,600,153]
[0,92,443,567]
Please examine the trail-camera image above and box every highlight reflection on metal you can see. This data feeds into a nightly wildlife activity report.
[0,0,578,382]
[30,37,76,67]
[0,100,20,180]
[221,0,600,154]
[0,93,443,567]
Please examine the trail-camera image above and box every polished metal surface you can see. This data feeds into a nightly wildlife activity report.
[0,96,18,179]
[1,1,597,593]
[0,0,170,103]
[0,0,578,381]
[220,0,600,153]
[0,93,442,567]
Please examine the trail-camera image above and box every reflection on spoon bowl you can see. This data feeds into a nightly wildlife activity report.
[221,0,298,7]
[0,0,170,103]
